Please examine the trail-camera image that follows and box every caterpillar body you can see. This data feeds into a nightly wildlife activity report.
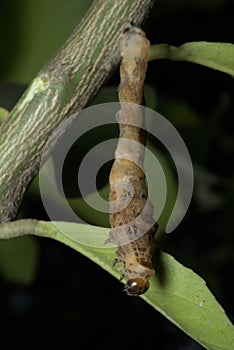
[108,25,158,296]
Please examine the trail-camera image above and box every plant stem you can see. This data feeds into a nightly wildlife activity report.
[150,42,234,75]
[0,0,156,223]
[149,43,174,60]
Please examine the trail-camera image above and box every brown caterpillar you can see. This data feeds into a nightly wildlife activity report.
[108,25,158,296]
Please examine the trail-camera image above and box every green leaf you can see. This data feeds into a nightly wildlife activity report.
[143,253,234,350]
[33,221,234,349]
[150,42,234,76]
[0,236,39,285]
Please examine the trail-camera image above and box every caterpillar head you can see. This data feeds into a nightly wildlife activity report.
[122,255,155,296]
[124,278,150,296]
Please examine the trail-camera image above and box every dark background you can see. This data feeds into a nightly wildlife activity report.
[0,0,234,349]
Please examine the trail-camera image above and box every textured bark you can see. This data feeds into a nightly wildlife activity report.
[0,0,156,223]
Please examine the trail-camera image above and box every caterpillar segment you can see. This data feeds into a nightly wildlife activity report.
[109,25,158,296]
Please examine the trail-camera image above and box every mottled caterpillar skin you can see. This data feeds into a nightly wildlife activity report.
[109,25,158,296]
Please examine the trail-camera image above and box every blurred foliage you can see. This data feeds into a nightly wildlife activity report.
[0,236,39,285]
[0,0,234,349]
[0,0,93,82]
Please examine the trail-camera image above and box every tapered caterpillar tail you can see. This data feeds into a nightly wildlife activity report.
[109,24,158,296]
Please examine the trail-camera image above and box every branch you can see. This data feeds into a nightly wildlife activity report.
[0,0,156,223]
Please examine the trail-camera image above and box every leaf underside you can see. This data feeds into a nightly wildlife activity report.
[39,221,234,350]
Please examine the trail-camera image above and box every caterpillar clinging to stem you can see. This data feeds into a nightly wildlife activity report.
[108,24,158,296]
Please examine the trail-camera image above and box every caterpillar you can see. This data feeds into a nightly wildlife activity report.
[108,24,158,296]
